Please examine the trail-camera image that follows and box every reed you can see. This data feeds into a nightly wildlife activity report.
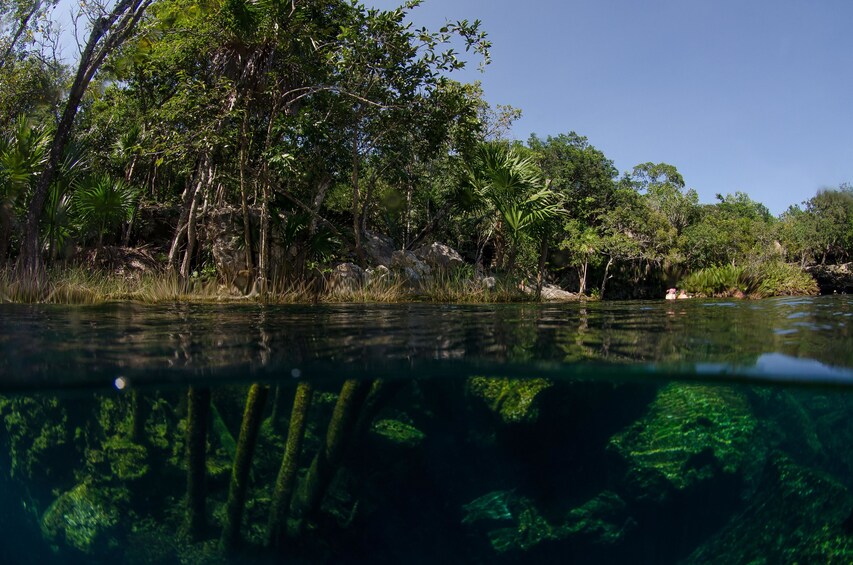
[1,264,541,305]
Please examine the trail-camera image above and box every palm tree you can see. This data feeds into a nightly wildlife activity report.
[72,175,137,253]
[0,117,49,263]
[465,142,565,280]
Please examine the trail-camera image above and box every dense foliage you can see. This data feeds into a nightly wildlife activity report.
[0,0,848,299]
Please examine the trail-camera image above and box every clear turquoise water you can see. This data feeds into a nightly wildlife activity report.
[1,296,852,563]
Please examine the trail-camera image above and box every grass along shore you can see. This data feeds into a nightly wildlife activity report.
[0,266,536,305]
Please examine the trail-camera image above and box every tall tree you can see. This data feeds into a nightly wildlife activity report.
[16,0,152,282]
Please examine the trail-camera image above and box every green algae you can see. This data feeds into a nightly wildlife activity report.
[466,489,632,555]
[467,377,553,424]
[685,453,853,564]
[609,383,757,492]
[41,483,122,555]
[370,418,425,448]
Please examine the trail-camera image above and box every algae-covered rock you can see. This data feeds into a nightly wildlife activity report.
[467,377,553,424]
[91,435,149,481]
[609,383,757,497]
[562,490,634,545]
[463,489,633,555]
[371,419,425,448]
[41,483,122,555]
[685,453,853,564]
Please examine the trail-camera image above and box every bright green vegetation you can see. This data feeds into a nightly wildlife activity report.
[678,261,819,298]
[3,312,853,563]
[1,0,849,302]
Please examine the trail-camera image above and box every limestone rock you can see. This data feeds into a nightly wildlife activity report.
[363,230,396,267]
[371,419,426,448]
[807,262,853,294]
[365,265,392,287]
[328,262,366,294]
[467,377,554,424]
[414,242,465,271]
[391,250,431,285]
[540,284,577,301]
[41,483,122,555]
[685,454,853,564]
[207,207,250,285]
[608,383,757,498]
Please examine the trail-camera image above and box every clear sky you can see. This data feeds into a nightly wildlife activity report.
[367,0,853,216]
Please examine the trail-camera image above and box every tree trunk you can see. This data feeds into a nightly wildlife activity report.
[185,386,211,541]
[600,256,613,299]
[122,154,140,246]
[267,381,314,548]
[17,0,152,281]
[221,384,269,551]
[180,160,211,279]
[308,176,332,236]
[0,5,38,73]
[239,112,254,273]
[0,202,11,264]
[293,379,370,531]
[351,127,365,264]
[535,234,548,300]
[168,157,205,271]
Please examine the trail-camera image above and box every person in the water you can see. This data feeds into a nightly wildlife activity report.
[666,288,691,300]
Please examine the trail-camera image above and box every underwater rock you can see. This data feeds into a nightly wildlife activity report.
[684,453,853,564]
[562,490,635,545]
[462,490,516,525]
[41,483,122,555]
[467,377,553,424]
[608,383,757,499]
[462,489,634,555]
[370,419,425,448]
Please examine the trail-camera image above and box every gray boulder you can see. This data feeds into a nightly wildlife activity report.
[415,242,465,271]
[328,262,366,294]
[807,262,853,294]
[391,250,431,285]
[363,231,396,267]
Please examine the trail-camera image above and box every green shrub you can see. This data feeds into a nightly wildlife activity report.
[678,261,818,298]
[678,264,754,297]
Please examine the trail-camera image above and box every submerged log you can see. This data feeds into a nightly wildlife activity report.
[292,379,370,531]
[185,386,211,540]
[267,381,315,548]
[221,383,269,550]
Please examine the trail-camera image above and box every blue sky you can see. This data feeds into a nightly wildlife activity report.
[367,0,853,216]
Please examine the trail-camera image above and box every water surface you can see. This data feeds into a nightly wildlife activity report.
[1,296,852,564]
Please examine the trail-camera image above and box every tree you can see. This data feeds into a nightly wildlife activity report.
[806,185,853,264]
[464,142,564,277]
[632,162,698,236]
[16,0,152,282]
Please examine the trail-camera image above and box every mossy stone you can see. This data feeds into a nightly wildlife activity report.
[371,418,425,448]
[467,377,553,424]
[609,383,756,494]
[41,483,121,555]
[685,454,853,564]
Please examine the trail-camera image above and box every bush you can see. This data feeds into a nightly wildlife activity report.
[678,262,818,298]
